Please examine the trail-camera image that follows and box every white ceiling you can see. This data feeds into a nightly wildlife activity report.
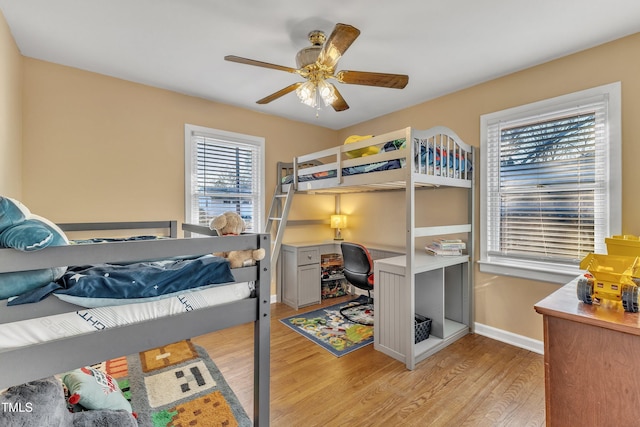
[1,0,640,130]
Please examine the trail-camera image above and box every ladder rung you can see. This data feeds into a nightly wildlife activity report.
[267,184,294,272]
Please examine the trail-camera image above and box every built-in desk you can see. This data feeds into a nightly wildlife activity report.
[280,242,471,369]
[279,241,403,310]
[535,277,640,426]
[374,252,470,369]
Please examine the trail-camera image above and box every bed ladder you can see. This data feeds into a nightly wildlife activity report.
[264,184,294,271]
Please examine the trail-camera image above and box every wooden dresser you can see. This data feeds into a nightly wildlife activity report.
[534,277,640,426]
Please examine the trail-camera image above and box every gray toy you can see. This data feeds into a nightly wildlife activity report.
[0,377,137,427]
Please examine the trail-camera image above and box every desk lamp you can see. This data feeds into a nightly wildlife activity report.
[330,214,347,241]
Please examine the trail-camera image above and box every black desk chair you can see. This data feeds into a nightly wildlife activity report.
[340,242,374,324]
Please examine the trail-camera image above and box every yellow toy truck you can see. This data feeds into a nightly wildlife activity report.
[577,253,640,312]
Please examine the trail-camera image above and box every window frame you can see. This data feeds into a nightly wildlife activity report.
[184,124,265,232]
[479,82,622,284]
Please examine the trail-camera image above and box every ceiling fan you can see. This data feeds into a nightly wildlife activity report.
[224,23,409,112]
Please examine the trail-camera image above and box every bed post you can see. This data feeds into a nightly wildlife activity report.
[468,147,476,333]
[255,233,271,426]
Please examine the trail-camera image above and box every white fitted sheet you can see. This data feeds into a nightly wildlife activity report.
[0,281,252,353]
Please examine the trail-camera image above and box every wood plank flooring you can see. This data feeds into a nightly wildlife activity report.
[192,296,545,426]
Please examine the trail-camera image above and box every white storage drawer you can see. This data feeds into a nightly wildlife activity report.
[298,248,319,266]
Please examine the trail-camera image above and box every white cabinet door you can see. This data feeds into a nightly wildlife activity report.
[298,264,321,307]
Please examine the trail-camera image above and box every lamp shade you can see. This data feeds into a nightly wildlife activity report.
[330,214,347,229]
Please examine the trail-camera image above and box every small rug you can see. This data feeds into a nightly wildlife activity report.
[95,340,251,427]
[280,295,374,357]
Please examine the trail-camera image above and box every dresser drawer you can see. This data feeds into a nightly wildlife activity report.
[298,248,320,266]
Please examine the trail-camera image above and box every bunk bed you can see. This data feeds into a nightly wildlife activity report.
[279,125,472,194]
[0,220,270,426]
[276,126,475,370]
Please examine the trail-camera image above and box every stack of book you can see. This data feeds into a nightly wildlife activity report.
[425,238,466,256]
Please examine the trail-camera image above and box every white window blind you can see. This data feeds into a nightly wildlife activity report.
[487,107,605,263]
[185,125,264,232]
[480,83,621,283]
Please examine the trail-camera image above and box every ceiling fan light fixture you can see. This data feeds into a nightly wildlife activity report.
[317,79,337,106]
[296,81,317,107]
[295,79,337,110]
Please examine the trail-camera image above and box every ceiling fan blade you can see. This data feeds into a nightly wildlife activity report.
[317,23,360,70]
[225,55,299,74]
[336,70,409,89]
[330,85,349,112]
[256,82,302,104]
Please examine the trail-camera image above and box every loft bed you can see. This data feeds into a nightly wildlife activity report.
[278,126,472,194]
[0,220,270,426]
[276,125,475,370]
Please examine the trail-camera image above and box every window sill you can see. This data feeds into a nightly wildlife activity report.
[477,259,582,285]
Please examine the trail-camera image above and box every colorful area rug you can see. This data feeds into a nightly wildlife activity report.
[280,296,374,357]
[96,340,250,427]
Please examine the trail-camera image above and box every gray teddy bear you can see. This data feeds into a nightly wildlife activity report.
[0,377,137,427]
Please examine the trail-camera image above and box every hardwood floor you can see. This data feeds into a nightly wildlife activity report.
[192,296,545,426]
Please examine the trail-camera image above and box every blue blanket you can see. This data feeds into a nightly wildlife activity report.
[8,255,235,305]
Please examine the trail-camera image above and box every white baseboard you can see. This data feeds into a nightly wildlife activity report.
[271,294,277,304]
[474,323,544,355]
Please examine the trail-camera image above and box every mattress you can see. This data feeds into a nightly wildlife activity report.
[0,281,253,353]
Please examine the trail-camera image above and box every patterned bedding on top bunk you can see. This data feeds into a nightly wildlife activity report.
[281,137,472,184]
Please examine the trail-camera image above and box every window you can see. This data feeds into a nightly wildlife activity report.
[479,83,621,284]
[184,124,265,232]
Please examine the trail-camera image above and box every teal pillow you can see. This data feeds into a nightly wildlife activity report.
[0,219,53,251]
[0,206,69,300]
[0,215,68,251]
[0,269,62,300]
[0,197,31,231]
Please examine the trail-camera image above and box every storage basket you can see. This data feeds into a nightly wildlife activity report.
[415,314,431,344]
[606,235,640,257]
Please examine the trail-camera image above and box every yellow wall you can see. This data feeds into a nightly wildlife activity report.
[0,9,22,198]
[339,33,640,341]
[21,59,337,224]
